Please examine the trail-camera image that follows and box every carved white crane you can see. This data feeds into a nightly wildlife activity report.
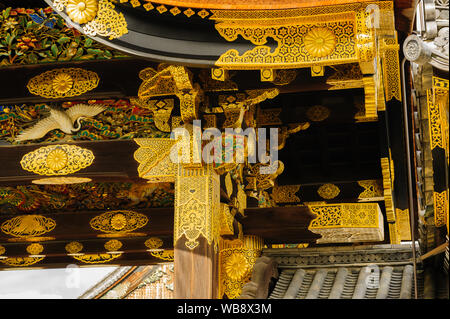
[15,104,106,142]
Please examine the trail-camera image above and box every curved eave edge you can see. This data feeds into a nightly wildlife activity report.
[43,0,220,68]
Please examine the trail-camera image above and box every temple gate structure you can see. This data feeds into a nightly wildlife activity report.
[0,0,447,299]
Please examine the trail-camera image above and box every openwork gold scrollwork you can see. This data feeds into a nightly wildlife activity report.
[1,215,56,238]
[174,165,220,250]
[20,145,94,176]
[317,183,340,200]
[66,241,83,254]
[27,68,99,99]
[26,243,44,255]
[90,210,148,234]
[133,138,176,182]
[53,0,128,40]
[271,184,300,203]
[72,253,121,264]
[0,256,45,267]
[357,180,384,200]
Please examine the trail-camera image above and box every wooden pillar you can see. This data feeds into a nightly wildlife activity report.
[173,164,221,299]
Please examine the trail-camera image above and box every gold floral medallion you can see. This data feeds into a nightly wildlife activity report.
[26,243,44,255]
[224,253,249,281]
[304,27,336,58]
[65,241,83,254]
[66,0,98,24]
[317,183,340,199]
[46,148,68,172]
[110,213,127,231]
[104,239,123,252]
[0,245,5,255]
[52,73,74,94]
[145,237,163,250]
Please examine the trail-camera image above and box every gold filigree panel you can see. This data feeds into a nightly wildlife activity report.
[90,210,148,235]
[0,256,45,267]
[317,183,340,200]
[174,164,220,250]
[357,180,384,200]
[395,208,411,241]
[380,35,401,101]
[271,184,300,203]
[27,68,99,99]
[434,191,448,228]
[20,145,94,176]
[214,13,358,69]
[308,203,383,243]
[53,0,128,39]
[72,253,121,264]
[133,138,176,182]
[1,215,56,238]
[219,236,263,299]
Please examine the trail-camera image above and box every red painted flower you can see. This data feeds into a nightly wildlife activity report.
[17,35,38,51]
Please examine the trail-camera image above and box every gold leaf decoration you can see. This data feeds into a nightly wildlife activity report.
[90,210,148,234]
[27,68,99,99]
[72,253,121,264]
[32,177,92,185]
[104,239,123,252]
[133,138,176,182]
[1,215,56,238]
[306,105,330,122]
[66,241,83,254]
[150,250,174,261]
[0,257,44,267]
[317,183,340,199]
[0,245,5,255]
[52,72,74,94]
[66,0,99,24]
[224,252,249,281]
[20,145,94,176]
[54,0,128,40]
[303,27,336,57]
[144,237,163,249]
[26,243,44,255]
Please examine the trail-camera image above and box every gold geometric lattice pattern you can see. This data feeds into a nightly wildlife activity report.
[381,157,395,222]
[27,68,99,99]
[1,215,56,238]
[219,247,260,299]
[174,164,220,250]
[434,191,448,228]
[308,203,383,243]
[133,138,177,182]
[214,13,358,69]
[380,35,401,101]
[395,208,411,241]
[20,145,94,176]
[427,90,445,150]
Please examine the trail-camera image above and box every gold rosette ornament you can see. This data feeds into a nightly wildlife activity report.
[66,0,98,24]
[46,149,68,172]
[52,73,73,94]
[224,253,249,281]
[304,28,336,58]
